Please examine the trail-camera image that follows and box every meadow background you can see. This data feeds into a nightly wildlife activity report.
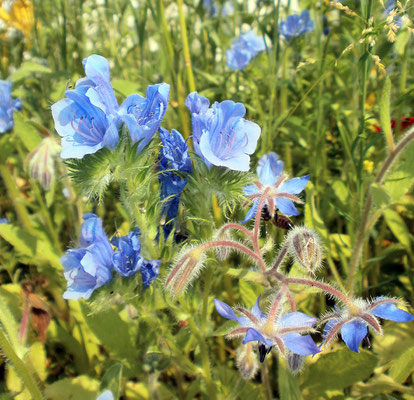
[0,0,414,399]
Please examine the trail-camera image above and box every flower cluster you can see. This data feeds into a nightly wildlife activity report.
[0,80,22,134]
[185,92,261,171]
[61,214,160,300]
[280,10,314,40]
[51,54,169,159]
[226,31,266,70]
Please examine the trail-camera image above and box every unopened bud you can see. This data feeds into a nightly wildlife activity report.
[236,343,258,380]
[286,227,323,274]
[26,137,61,190]
[214,228,231,261]
[164,246,206,297]
[287,352,305,374]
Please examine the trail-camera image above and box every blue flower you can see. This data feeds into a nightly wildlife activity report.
[214,296,320,359]
[384,0,404,27]
[0,80,22,134]
[280,10,314,40]
[203,0,234,16]
[226,31,266,70]
[51,54,120,159]
[242,152,308,222]
[61,214,113,300]
[0,218,9,224]
[112,228,161,288]
[111,228,142,277]
[185,92,261,171]
[118,83,170,152]
[158,127,192,236]
[96,390,114,400]
[322,297,414,353]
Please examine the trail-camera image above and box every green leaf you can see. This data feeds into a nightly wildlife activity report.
[13,113,43,152]
[305,181,328,242]
[353,374,414,397]
[278,359,301,400]
[383,209,413,254]
[10,62,52,83]
[380,77,392,145]
[44,375,100,400]
[389,344,414,384]
[300,349,378,399]
[0,224,61,271]
[100,363,123,400]
[372,183,391,209]
[210,319,238,337]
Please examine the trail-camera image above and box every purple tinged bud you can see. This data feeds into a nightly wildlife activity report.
[286,226,322,274]
[236,343,259,380]
[287,352,305,374]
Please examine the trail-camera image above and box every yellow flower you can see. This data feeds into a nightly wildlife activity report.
[0,0,35,39]
[363,160,374,174]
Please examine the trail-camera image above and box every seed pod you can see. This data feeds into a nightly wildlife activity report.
[236,343,259,380]
[286,227,323,274]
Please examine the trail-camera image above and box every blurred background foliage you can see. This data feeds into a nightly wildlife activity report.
[0,0,414,399]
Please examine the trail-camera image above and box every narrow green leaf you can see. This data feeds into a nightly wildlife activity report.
[100,363,123,399]
[380,77,393,150]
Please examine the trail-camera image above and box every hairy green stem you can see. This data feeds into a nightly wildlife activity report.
[0,328,44,400]
[346,127,414,294]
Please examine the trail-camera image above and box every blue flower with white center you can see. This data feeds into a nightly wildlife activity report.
[214,296,320,361]
[280,10,314,40]
[158,127,192,237]
[242,152,308,222]
[226,31,266,71]
[185,92,261,171]
[61,213,113,300]
[118,83,170,152]
[111,228,161,288]
[51,54,120,159]
[0,80,22,134]
[322,297,414,353]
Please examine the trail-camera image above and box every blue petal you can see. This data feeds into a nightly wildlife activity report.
[371,302,414,322]
[241,199,259,223]
[214,299,239,321]
[275,198,299,216]
[280,312,317,329]
[243,184,259,196]
[96,390,114,400]
[283,333,321,356]
[185,92,210,114]
[257,152,283,186]
[279,176,309,194]
[242,328,273,347]
[79,213,107,247]
[341,320,368,353]
[322,319,339,340]
[251,296,266,319]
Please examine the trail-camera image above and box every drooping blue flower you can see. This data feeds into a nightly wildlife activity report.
[214,296,320,359]
[139,259,161,289]
[118,83,170,152]
[111,228,142,277]
[322,297,414,353]
[61,213,113,300]
[0,80,22,134]
[185,92,261,171]
[242,152,308,222]
[226,31,266,70]
[51,54,120,159]
[280,10,314,40]
[158,127,192,236]
[96,390,114,400]
[111,228,161,288]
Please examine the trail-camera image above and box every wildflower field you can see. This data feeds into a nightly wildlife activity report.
[1,0,414,399]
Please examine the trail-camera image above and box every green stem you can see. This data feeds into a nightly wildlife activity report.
[177,0,196,93]
[346,127,414,294]
[0,164,35,235]
[0,328,44,400]
[187,318,216,400]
